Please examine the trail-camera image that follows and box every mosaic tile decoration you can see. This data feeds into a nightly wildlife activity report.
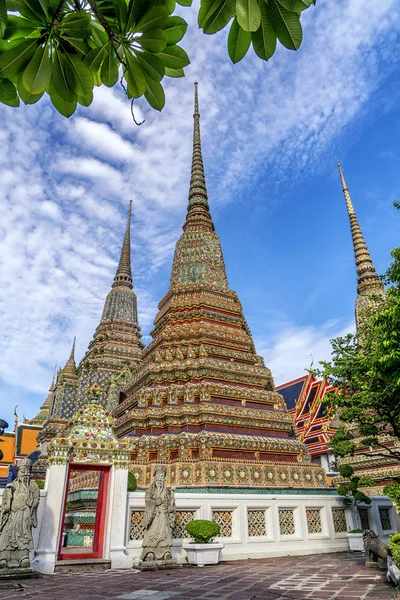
[332,508,347,533]
[306,509,322,534]
[212,510,233,538]
[247,509,266,537]
[130,510,146,541]
[379,507,392,531]
[279,509,295,535]
[359,508,370,530]
[172,510,196,539]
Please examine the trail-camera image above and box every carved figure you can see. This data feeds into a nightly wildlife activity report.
[141,466,175,562]
[0,459,40,570]
[363,530,388,566]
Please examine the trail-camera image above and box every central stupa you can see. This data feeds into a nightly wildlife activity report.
[114,84,327,490]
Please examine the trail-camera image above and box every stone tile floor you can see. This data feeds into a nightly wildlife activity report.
[0,553,396,600]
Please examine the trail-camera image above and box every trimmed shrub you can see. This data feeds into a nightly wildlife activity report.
[185,520,220,544]
[36,480,45,489]
[127,471,137,492]
[389,533,400,568]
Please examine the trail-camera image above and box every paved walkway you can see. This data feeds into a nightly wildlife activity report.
[0,553,395,600]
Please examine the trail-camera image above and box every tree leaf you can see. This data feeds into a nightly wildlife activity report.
[164,66,183,77]
[0,38,38,79]
[0,0,7,39]
[113,0,128,32]
[48,81,77,117]
[228,17,251,63]
[176,0,192,5]
[90,21,109,46]
[251,0,276,60]
[236,0,261,32]
[100,43,119,86]
[144,77,165,110]
[277,0,313,11]
[198,0,235,35]
[3,15,40,41]
[124,49,146,98]
[64,52,94,96]
[164,16,187,45]
[61,35,90,55]
[77,89,93,106]
[17,72,43,103]
[134,5,169,32]
[137,28,167,53]
[51,48,76,102]
[0,77,19,106]
[83,45,108,74]
[7,0,46,24]
[136,50,165,82]
[269,0,302,50]
[157,44,189,69]
[59,11,91,37]
[22,41,51,94]
[126,0,146,32]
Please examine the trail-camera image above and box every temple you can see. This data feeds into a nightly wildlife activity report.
[113,84,327,490]
[31,201,144,467]
[276,368,339,482]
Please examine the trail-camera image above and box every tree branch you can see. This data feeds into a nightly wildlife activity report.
[50,0,69,28]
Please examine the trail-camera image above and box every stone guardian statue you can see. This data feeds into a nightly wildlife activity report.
[0,459,40,572]
[141,465,175,563]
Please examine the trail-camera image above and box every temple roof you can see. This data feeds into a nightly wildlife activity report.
[112,199,133,290]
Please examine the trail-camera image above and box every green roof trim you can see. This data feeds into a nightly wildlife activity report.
[174,486,337,495]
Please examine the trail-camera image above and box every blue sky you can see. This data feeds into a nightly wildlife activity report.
[0,0,400,429]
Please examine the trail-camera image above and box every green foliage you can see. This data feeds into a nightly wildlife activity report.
[35,479,45,488]
[348,529,363,534]
[389,533,400,569]
[65,501,72,511]
[0,0,316,116]
[336,464,371,529]
[384,482,400,510]
[185,519,220,543]
[339,464,354,479]
[127,471,137,491]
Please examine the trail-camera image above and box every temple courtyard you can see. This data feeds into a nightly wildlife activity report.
[0,554,393,600]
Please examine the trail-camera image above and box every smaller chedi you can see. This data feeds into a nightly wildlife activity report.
[0,459,39,574]
[141,465,175,564]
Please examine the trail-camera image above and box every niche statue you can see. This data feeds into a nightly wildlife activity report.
[0,459,40,572]
[141,466,175,563]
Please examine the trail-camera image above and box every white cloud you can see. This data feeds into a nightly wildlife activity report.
[256,320,355,386]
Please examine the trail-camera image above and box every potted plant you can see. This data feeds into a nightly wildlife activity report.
[182,520,224,567]
[336,464,372,551]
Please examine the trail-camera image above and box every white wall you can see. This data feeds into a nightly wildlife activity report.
[126,491,398,562]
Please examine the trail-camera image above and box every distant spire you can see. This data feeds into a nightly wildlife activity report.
[62,336,77,377]
[184,82,214,232]
[113,200,133,289]
[337,163,384,298]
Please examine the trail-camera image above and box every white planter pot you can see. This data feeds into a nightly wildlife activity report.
[182,542,224,567]
[347,533,364,552]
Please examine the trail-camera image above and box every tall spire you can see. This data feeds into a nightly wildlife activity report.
[113,200,133,289]
[184,82,213,232]
[338,164,384,298]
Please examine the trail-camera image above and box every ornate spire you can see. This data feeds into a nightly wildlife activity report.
[62,337,77,378]
[112,200,133,289]
[169,83,228,290]
[338,164,384,298]
[184,82,214,232]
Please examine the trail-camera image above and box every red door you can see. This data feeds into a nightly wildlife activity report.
[58,464,110,560]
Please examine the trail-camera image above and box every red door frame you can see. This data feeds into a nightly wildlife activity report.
[58,464,110,560]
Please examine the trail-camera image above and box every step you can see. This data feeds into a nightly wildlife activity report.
[55,559,111,573]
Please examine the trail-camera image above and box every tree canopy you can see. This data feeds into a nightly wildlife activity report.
[0,0,316,117]
[320,204,400,468]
